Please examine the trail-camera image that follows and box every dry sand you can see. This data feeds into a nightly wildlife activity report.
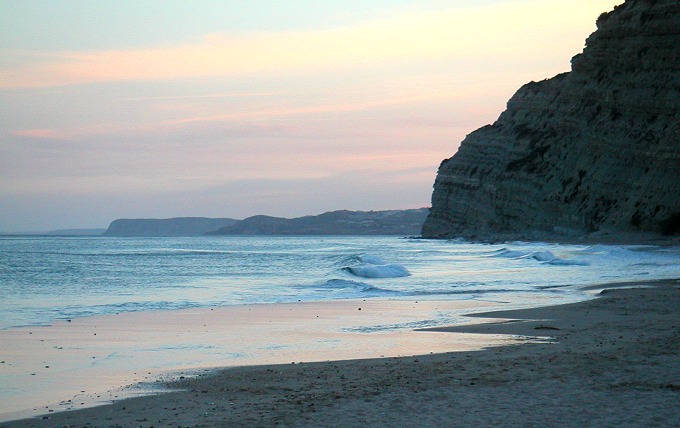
[3,280,679,427]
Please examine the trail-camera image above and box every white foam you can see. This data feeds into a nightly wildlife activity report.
[528,250,559,262]
[491,248,528,258]
[491,248,589,266]
[345,264,410,279]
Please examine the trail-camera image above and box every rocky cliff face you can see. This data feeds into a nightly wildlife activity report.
[422,0,680,241]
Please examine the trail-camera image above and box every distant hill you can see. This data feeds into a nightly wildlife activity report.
[103,217,238,237]
[207,209,429,236]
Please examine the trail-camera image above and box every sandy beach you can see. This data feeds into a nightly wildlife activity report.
[1,279,678,427]
[0,298,543,422]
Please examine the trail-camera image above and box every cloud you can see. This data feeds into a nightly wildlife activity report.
[122,91,286,102]
[0,0,619,89]
[2,114,448,198]
[7,83,473,142]
[11,128,63,139]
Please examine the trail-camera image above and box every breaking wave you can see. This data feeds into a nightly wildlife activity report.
[490,248,589,266]
[343,253,411,278]
[344,264,410,278]
[356,255,386,265]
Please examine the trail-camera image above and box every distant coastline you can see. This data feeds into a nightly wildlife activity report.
[101,208,430,237]
[7,205,679,245]
[2,208,429,237]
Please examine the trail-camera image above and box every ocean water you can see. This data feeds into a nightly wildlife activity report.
[1,235,679,330]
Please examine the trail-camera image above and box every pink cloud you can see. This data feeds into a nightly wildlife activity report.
[0,0,619,90]
[11,129,63,139]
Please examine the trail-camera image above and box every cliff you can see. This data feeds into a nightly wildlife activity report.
[208,208,429,236]
[422,0,680,242]
[103,217,238,237]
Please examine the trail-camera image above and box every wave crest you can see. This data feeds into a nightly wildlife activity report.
[344,264,410,278]
[490,248,589,266]
[356,254,386,265]
[340,253,411,278]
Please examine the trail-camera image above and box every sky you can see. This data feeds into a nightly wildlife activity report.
[0,0,621,232]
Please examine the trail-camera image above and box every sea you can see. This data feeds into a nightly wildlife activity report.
[2,235,679,331]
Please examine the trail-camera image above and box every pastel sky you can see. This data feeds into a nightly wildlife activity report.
[0,0,621,231]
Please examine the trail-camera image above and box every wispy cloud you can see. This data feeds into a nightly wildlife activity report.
[0,0,618,89]
[168,90,463,125]
[122,91,286,101]
[9,87,463,141]
[11,129,63,139]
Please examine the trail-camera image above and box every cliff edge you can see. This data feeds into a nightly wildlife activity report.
[422,0,680,242]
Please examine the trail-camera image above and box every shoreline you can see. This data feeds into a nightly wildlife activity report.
[0,297,545,422]
[3,279,679,427]
[435,233,680,247]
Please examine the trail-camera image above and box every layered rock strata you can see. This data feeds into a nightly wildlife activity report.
[422,0,680,241]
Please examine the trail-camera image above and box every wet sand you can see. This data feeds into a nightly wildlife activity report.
[0,298,538,422]
[3,280,679,427]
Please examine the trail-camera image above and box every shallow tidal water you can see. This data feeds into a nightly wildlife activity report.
[2,235,679,330]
